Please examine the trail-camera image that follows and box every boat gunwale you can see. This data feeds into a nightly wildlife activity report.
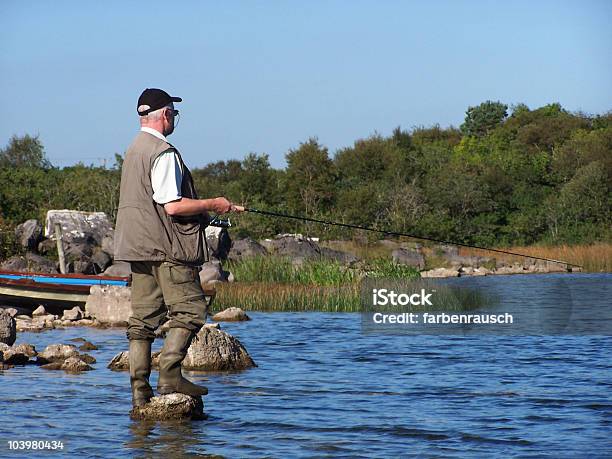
[0,269,130,282]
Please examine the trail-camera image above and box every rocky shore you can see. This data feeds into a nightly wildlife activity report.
[1,211,577,286]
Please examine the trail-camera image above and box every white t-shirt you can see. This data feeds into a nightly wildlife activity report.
[140,127,184,205]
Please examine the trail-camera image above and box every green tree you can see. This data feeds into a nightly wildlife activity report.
[0,134,52,168]
[460,101,508,137]
[284,138,336,215]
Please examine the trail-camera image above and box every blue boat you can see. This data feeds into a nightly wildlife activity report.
[0,269,130,308]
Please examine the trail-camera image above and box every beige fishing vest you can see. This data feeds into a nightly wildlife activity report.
[114,131,208,265]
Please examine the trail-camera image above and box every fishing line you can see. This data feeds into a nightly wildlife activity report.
[240,207,581,268]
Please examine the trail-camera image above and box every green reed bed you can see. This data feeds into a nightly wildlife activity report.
[214,256,489,312]
[214,282,362,312]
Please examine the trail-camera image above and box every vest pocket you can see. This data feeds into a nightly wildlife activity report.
[169,264,198,284]
[168,217,205,265]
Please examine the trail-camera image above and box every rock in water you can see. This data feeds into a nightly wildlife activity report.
[183,326,256,371]
[60,357,93,373]
[107,351,129,371]
[108,324,256,371]
[78,340,98,351]
[211,307,251,322]
[37,344,80,363]
[130,393,205,421]
[0,342,36,365]
[0,310,16,345]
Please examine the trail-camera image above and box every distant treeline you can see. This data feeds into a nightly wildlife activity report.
[1,101,611,256]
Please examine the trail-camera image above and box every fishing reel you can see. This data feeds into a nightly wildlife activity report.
[207,215,232,228]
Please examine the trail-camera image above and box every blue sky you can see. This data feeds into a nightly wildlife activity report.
[1,0,610,169]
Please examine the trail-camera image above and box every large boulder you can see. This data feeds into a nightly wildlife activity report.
[392,248,425,270]
[0,253,57,273]
[107,325,256,372]
[205,226,232,260]
[130,393,205,421]
[63,235,96,259]
[15,219,43,251]
[45,210,114,246]
[265,235,358,265]
[183,326,256,371]
[0,309,16,345]
[85,285,132,324]
[228,237,268,262]
[266,235,321,259]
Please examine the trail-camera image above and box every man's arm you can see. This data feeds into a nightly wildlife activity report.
[164,196,239,217]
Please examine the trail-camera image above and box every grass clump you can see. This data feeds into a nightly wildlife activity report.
[216,256,423,312]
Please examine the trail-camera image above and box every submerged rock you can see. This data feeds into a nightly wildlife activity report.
[78,340,98,351]
[130,393,205,421]
[211,307,251,322]
[40,356,93,372]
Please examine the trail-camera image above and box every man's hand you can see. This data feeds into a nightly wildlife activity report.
[210,198,245,214]
[211,197,232,214]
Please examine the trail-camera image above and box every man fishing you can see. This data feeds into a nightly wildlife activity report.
[114,88,243,408]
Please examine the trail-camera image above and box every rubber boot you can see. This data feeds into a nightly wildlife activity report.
[129,339,154,407]
[157,327,208,396]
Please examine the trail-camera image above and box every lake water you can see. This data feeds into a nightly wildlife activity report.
[1,273,611,458]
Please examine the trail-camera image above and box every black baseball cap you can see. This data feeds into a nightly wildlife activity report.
[137,88,182,116]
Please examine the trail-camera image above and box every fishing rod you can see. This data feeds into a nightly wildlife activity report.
[231,206,581,269]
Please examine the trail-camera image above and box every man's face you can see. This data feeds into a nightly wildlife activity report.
[163,103,176,136]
